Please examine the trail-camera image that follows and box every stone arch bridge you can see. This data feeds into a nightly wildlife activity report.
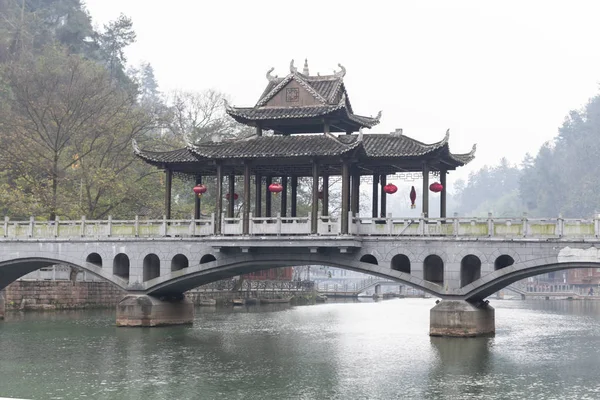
[2,215,600,336]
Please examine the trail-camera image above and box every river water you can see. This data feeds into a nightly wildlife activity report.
[1,299,600,400]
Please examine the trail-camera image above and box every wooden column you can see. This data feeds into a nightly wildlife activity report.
[311,161,319,234]
[341,161,350,234]
[265,176,272,217]
[281,176,288,217]
[254,173,262,217]
[351,169,360,216]
[164,169,172,219]
[322,174,329,216]
[380,175,387,218]
[243,163,250,234]
[372,174,379,218]
[291,176,298,217]
[422,163,429,217]
[440,169,447,219]
[215,164,223,234]
[228,173,235,218]
[194,176,202,219]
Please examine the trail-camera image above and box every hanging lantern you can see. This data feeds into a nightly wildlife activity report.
[225,193,239,201]
[192,184,207,198]
[429,182,443,193]
[268,183,283,194]
[383,183,398,194]
[410,186,416,209]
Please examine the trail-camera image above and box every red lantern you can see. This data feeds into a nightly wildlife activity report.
[268,183,283,194]
[429,182,443,193]
[192,184,207,198]
[225,193,239,201]
[383,183,398,194]
[410,186,416,209]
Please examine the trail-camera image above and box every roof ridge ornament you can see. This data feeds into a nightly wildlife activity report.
[131,138,140,154]
[303,59,309,75]
[290,59,297,74]
[266,67,278,82]
[391,128,403,137]
[334,63,346,78]
[375,110,382,121]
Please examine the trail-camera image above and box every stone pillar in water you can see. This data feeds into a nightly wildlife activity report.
[429,300,495,337]
[116,294,194,327]
[0,290,5,320]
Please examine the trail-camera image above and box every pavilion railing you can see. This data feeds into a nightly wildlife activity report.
[2,213,600,239]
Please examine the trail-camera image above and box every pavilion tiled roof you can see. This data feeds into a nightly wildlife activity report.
[133,130,476,168]
[189,133,360,159]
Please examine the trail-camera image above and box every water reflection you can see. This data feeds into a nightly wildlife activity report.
[3,300,600,399]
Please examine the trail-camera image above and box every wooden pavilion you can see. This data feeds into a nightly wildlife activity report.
[134,60,475,235]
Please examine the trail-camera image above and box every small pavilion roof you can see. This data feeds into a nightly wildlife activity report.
[225,60,381,133]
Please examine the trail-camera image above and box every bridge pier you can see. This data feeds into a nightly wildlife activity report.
[116,294,194,327]
[0,290,4,320]
[430,300,495,337]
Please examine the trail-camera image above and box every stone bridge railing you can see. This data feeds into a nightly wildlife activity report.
[3,213,600,239]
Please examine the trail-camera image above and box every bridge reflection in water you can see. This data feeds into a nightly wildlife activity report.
[2,214,600,336]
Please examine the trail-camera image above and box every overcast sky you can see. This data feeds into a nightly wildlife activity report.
[85,0,600,183]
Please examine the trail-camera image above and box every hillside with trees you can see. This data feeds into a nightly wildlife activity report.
[453,93,600,218]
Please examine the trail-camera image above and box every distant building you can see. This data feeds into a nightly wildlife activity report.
[567,268,600,286]
[244,267,293,281]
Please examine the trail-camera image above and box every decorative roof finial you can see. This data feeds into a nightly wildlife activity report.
[303,58,309,75]
[375,110,382,120]
[469,143,477,156]
[290,59,297,74]
[266,67,278,82]
[334,63,346,78]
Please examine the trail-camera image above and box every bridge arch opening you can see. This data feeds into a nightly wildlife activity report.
[495,255,514,271]
[460,255,481,287]
[86,253,102,268]
[113,254,130,280]
[200,254,216,264]
[171,254,189,272]
[424,255,444,286]
[391,254,411,274]
[360,254,378,265]
[143,254,160,282]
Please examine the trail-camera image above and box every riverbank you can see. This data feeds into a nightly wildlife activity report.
[3,281,320,311]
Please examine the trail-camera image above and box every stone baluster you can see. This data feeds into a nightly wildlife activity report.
[276,212,282,236]
[557,214,564,237]
[80,216,86,237]
[453,213,459,237]
[190,214,196,236]
[487,212,494,237]
[54,216,60,237]
[28,216,34,238]
[522,212,529,237]
[135,215,140,237]
[418,213,425,236]
[3,216,8,238]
